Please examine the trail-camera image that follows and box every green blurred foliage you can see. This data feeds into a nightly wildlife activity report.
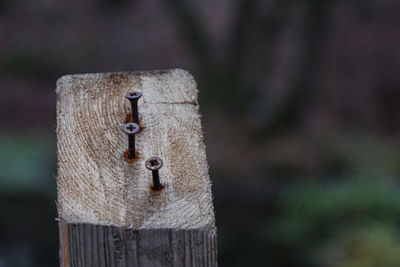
[0,135,55,195]
[265,173,400,265]
[2,48,63,79]
[317,223,400,267]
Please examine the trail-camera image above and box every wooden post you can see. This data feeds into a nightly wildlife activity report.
[56,69,217,266]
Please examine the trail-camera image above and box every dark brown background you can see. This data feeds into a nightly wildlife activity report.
[1,0,400,266]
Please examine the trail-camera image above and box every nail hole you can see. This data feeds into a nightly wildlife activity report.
[151,184,165,192]
[124,150,139,163]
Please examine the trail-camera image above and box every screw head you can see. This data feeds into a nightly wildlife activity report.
[145,156,163,171]
[122,123,140,135]
[125,91,142,100]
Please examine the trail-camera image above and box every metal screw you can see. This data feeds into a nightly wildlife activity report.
[145,156,164,190]
[125,91,142,124]
[122,122,141,159]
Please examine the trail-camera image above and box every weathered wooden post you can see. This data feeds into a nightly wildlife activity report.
[56,69,217,266]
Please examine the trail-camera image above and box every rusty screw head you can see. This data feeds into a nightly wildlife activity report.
[125,91,142,100]
[122,122,140,135]
[145,156,163,171]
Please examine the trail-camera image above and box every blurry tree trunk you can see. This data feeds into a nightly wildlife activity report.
[165,0,333,134]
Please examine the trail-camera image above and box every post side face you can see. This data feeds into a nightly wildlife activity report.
[56,69,215,231]
[66,225,217,267]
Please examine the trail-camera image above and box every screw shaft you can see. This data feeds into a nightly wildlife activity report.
[128,135,135,159]
[131,101,139,124]
[152,170,161,190]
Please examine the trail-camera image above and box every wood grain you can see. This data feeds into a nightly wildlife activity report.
[65,223,217,267]
[56,69,215,229]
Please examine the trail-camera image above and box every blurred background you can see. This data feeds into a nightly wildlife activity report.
[1,0,400,266]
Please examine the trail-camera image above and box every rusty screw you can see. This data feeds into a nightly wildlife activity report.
[122,122,140,159]
[145,156,164,190]
[125,91,142,124]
